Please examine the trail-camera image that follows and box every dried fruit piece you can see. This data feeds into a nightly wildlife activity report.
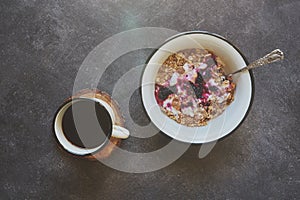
[189,81,203,99]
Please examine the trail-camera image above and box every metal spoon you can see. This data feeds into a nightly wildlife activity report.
[227,49,284,77]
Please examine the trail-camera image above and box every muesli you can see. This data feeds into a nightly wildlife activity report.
[155,48,236,126]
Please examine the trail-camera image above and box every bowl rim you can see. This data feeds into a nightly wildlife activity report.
[141,31,255,143]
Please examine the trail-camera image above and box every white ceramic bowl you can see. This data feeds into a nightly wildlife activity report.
[141,31,254,143]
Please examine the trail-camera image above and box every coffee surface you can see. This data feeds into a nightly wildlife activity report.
[62,99,112,149]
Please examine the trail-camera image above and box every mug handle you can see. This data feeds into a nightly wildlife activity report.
[112,125,130,139]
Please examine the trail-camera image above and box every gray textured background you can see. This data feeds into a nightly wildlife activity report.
[1,0,299,199]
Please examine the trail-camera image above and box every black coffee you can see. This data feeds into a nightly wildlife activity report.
[62,99,112,149]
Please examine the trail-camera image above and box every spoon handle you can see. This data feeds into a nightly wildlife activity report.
[229,49,284,76]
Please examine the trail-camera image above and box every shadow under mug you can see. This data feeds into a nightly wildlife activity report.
[53,97,130,156]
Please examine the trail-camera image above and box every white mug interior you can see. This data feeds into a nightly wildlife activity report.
[54,97,117,155]
[142,32,253,143]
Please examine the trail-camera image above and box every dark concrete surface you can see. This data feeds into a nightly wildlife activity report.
[1,0,299,199]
